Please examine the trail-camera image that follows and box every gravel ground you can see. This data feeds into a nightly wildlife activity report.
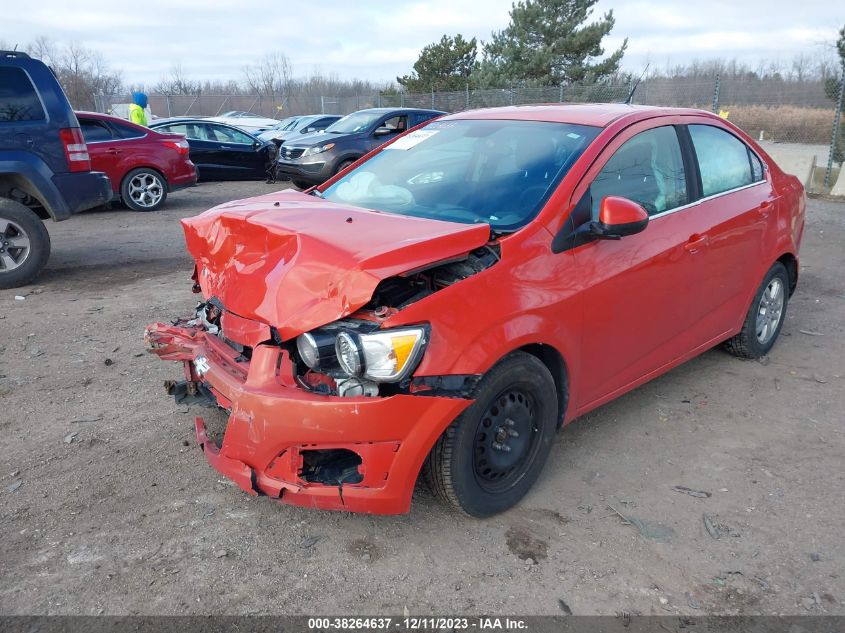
[0,182,843,616]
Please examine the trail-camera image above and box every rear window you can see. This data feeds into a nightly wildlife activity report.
[0,67,47,122]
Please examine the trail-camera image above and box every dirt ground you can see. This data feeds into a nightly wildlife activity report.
[1,182,843,617]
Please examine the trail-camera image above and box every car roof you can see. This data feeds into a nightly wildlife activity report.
[351,107,446,115]
[150,117,262,136]
[442,103,715,127]
[75,110,150,130]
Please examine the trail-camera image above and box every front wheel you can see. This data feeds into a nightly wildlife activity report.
[121,168,167,212]
[724,261,789,359]
[334,159,357,175]
[0,198,51,289]
[425,352,558,517]
[291,179,313,190]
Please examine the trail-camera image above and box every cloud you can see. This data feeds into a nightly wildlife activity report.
[3,0,840,87]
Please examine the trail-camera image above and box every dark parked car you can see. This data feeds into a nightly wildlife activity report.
[256,114,342,145]
[276,108,444,189]
[0,50,111,288]
[149,118,276,181]
[76,112,196,211]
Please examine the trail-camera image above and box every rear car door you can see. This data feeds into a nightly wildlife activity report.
[78,117,119,192]
[157,123,220,179]
[682,123,773,342]
[570,123,712,407]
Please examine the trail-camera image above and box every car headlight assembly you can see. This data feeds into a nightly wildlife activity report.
[303,143,335,157]
[296,331,339,371]
[296,326,428,383]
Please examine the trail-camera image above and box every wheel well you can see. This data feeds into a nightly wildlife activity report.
[0,174,48,217]
[121,166,168,191]
[518,343,568,427]
[777,252,798,296]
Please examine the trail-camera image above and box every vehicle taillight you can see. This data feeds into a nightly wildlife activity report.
[59,128,91,172]
[165,140,190,155]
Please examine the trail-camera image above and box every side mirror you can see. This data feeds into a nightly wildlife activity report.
[591,196,649,239]
[374,126,392,137]
[551,196,648,253]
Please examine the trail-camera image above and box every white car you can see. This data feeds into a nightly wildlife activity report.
[206,111,281,134]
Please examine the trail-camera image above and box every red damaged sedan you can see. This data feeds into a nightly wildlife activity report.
[145,104,804,516]
[76,111,197,211]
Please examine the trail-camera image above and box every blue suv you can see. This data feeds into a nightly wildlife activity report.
[0,51,112,289]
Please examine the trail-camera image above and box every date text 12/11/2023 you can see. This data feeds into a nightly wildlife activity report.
[307,617,529,630]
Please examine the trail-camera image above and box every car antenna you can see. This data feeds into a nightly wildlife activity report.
[624,63,650,105]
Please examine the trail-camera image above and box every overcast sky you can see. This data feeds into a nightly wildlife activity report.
[2,0,842,86]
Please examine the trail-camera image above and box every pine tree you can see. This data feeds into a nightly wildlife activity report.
[474,0,627,88]
[398,34,478,93]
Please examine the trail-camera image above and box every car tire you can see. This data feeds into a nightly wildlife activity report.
[724,261,789,359]
[291,179,313,190]
[424,351,558,517]
[121,168,168,212]
[335,159,357,175]
[0,198,51,290]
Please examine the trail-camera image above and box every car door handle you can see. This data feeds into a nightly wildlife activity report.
[757,200,771,217]
[684,234,709,253]
[107,148,122,154]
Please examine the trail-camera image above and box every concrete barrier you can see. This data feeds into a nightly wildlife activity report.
[831,168,845,197]
[765,148,816,188]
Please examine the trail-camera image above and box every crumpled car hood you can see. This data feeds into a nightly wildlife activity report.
[182,190,490,340]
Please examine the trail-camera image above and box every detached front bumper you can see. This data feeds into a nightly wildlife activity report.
[144,322,472,514]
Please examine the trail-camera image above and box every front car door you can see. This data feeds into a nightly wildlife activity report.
[206,124,266,178]
[568,122,713,409]
[364,113,409,153]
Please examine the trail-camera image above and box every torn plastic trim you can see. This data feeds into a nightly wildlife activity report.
[408,374,481,399]
[165,379,218,408]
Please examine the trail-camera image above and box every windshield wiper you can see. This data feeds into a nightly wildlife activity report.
[309,189,323,198]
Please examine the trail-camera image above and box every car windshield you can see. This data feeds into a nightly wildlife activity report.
[324,111,383,134]
[320,119,600,231]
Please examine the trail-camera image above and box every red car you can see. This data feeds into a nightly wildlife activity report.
[76,112,197,211]
[146,104,805,516]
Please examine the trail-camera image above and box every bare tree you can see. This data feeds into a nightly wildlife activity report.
[155,62,201,95]
[243,52,292,97]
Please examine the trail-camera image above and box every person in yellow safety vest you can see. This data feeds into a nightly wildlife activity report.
[129,92,149,126]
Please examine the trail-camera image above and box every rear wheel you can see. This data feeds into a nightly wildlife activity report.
[724,261,789,359]
[425,352,558,517]
[0,198,51,289]
[121,168,167,212]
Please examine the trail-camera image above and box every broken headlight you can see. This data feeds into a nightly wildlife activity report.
[296,326,428,383]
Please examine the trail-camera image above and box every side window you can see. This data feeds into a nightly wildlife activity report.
[412,112,437,127]
[110,121,145,139]
[0,67,46,122]
[380,115,408,134]
[590,126,688,218]
[689,125,755,197]
[79,119,114,142]
[749,149,764,182]
[214,125,255,144]
[312,117,336,130]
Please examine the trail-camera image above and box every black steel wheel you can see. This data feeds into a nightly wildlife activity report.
[425,351,559,517]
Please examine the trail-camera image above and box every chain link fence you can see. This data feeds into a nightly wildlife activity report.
[95,73,845,191]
